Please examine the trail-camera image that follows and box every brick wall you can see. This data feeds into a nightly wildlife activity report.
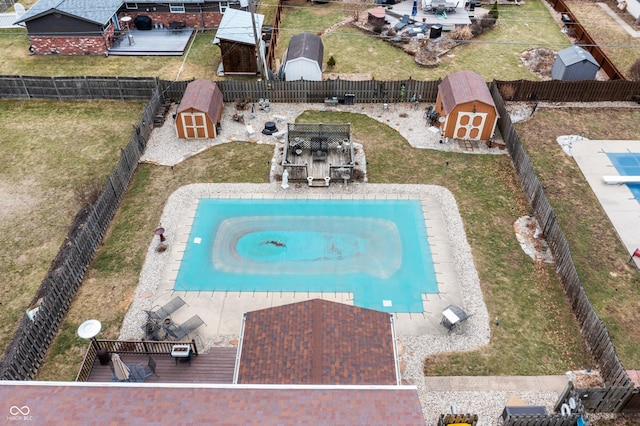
[119,11,223,29]
[30,34,110,55]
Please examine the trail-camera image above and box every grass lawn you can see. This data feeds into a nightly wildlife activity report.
[277,0,570,81]
[0,29,220,80]
[3,0,572,82]
[566,2,640,79]
[37,108,592,380]
[514,108,640,368]
[0,99,144,358]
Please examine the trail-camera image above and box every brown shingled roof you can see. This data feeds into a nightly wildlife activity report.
[177,78,223,122]
[0,383,425,425]
[438,70,496,115]
[237,299,398,385]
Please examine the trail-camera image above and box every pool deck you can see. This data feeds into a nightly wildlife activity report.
[122,183,488,346]
[571,139,640,267]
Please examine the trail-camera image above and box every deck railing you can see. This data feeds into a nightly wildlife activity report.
[75,339,198,382]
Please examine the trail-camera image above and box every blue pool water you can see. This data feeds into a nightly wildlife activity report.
[174,199,438,313]
[608,153,640,201]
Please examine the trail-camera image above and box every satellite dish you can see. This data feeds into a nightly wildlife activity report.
[438,116,446,123]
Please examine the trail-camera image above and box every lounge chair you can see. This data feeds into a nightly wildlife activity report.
[172,315,206,340]
[145,296,186,321]
[394,14,410,30]
[408,23,428,36]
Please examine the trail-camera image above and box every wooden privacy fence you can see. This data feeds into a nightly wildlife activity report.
[3,75,640,105]
[496,80,640,102]
[490,83,635,410]
[547,0,625,81]
[214,78,440,103]
[0,86,161,381]
[0,75,159,100]
[265,0,284,70]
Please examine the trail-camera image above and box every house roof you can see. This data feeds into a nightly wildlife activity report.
[286,33,324,65]
[0,382,425,425]
[438,70,496,115]
[213,8,264,45]
[177,79,224,120]
[556,45,599,67]
[15,0,121,25]
[237,299,398,385]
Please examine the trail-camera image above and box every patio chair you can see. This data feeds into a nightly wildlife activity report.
[145,296,186,321]
[394,14,410,30]
[172,315,206,340]
[139,355,158,378]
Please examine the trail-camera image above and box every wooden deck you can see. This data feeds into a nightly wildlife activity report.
[289,149,352,181]
[85,348,237,384]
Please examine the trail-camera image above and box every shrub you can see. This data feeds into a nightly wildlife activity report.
[629,58,640,81]
[450,25,473,40]
[488,1,499,20]
[73,179,103,208]
[327,55,336,68]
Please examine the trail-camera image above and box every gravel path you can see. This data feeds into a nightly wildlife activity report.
[133,102,572,425]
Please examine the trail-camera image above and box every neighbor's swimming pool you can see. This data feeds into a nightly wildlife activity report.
[608,153,640,201]
[174,198,438,312]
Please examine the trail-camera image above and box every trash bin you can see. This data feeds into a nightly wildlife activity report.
[97,348,111,366]
[344,94,355,105]
[430,25,442,39]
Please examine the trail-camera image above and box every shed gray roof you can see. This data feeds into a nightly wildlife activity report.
[556,45,599,67]
[16,0,121,25]
[286,33,324,65]
[213,8,264,45]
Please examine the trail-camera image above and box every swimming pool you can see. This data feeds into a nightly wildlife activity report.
[607,153,640,201]
[174,198,438,313]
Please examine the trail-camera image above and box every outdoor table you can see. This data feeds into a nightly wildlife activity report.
[440,304,469,333]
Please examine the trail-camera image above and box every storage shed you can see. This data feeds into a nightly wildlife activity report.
[175,79,223,139]
[213,8,265,75]
[283,33,324,81]
[552,45,600,81]
[435,70,498,141]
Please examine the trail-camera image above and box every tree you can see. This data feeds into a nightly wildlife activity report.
[488,1,499,20]
[327,55,336,69]
[629,58,640,81]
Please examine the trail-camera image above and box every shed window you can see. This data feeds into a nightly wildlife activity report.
[124,3,138,9]
[170,3,186,13]
[219,2,230,12]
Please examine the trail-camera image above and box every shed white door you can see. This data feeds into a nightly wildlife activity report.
[182,112,208,139]
[454,111,487,140]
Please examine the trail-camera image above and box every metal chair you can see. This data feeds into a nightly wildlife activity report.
[144,296,186,321]
[172,315,206,340]
[139,355,158,378]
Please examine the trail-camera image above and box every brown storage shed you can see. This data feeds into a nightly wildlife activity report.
[175,79,223,139]
[435,70,498,141]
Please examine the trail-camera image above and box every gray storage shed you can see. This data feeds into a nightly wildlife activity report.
[283,33,324,81]
[551,46,600,81]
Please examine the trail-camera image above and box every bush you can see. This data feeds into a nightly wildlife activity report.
[470,14,497,37]
[488,1,499,20]
[450,25,473,40]
[73,179,103,208]
[327,55,336,68]
[629,58,640,81]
